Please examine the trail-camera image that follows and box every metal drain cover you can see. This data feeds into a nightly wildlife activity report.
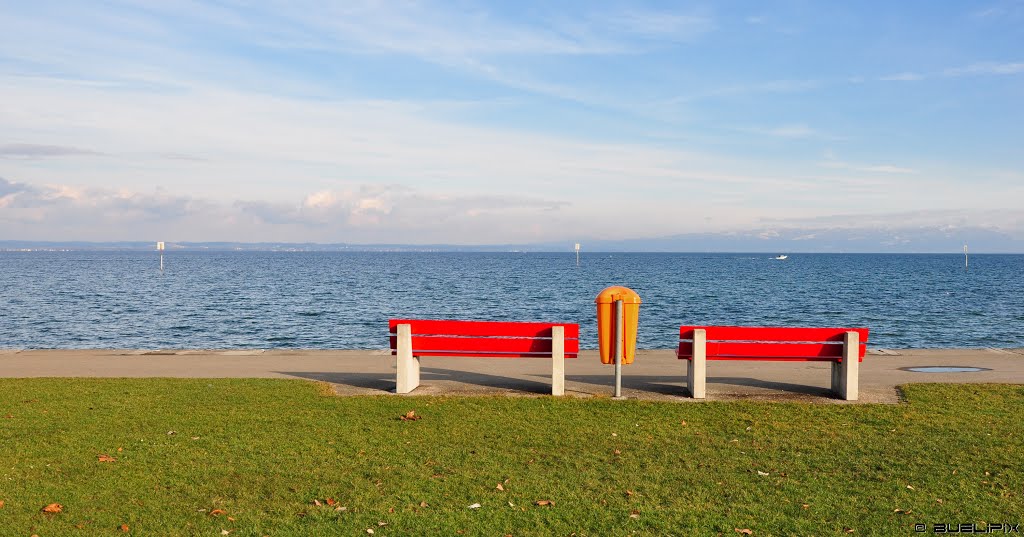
[902,366,991,373]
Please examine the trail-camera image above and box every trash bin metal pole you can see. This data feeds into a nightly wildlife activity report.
[614,298,623,398]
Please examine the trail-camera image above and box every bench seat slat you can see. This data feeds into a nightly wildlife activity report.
[679,326,868,343]
[390,319,579,339]
[389,335,580,356]
[392,351,580,359]
[678,341,866,360]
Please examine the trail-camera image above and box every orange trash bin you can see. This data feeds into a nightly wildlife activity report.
[595,286,641,364]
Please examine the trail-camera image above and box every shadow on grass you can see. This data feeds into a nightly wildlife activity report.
[277,368,833,398]
[564,374,833,397]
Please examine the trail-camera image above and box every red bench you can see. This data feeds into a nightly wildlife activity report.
[677,326,869,400]
[388,319,580,395]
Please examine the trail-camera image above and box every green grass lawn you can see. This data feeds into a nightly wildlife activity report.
[0,379,1021,536]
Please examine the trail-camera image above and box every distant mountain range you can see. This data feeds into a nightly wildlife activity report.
[3,225,1022,253]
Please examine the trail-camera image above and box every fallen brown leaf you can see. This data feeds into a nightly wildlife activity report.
[680,420,687,426]
[629,510,640,519]
[801,504,809,509]
[325,498,337,506]
[0,500,4,508]
[844,529,854,534]
[399,410,421,421]
[893,509,912,515]
[625,490,634,497]
[3,414,12,419]
[42,503,63,514]
[117,447,123,452]
[419,501,428,508]
[613,449,621,456]
[534,500,554,506]
[906,485,915,490]
[378,521,387,526]
[735,529,753,536]
[98,454,116,462]
[496,483,505,491]
[388,507,394,513]
[209,509,227,517]
[120,523,130,532]
[227,516,236,522]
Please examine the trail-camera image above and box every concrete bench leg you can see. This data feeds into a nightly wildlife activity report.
[395,323,420,394]
[830,361,841,394]
[839,331,859,401]
[688,328,707,399]
[551,326,565,396]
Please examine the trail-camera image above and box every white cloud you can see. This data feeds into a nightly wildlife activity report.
[943,61,1024,77]
[879,72,924,81]
[0,143,104,158]
[818,158,918,175]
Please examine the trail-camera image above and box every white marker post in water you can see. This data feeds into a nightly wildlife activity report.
[157,241,165,272]
[575,243,580,266]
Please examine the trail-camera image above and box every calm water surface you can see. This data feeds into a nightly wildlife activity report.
[1,252,1021,350]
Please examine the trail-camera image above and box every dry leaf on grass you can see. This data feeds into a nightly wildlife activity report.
[801,504,809,509]
[117,447,123,452]
[844,529,855,534]
[419,501,428,508]
[366,530,374,535]
[735,529,753,535]
[629,510,640,519]
[98,454,116,462]
[496,484,505,491]
[906,485,915,490]
[42,503,63,514]
[209,509,227,517]
[325,498,337,506]
[468,503,481,509]
[399,410,421,421]
[378,521,387,526]
[312,500,322,506]
[0,500,4,508]
[534,500,554,506]
[757,471,769,476]
[893,508,912,515]
[119,524,130,532]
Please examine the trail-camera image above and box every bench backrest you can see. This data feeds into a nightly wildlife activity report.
[677,326,869,361]
[389,319,580,358]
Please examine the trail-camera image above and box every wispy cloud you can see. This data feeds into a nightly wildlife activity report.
[943,61,1024,77]
[0,143,103,159]
[879,61,1024,82]
[818,155,918,174]
[879,72,924,82]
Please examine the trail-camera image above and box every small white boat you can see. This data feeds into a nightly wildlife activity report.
[775,254,788,260]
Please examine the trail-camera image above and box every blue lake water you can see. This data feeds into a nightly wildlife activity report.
[1,252,1022,350]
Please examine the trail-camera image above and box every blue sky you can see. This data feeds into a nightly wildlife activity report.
[1,1,1022,250]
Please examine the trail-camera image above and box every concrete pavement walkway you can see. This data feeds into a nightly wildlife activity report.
[2,348,1022,403]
